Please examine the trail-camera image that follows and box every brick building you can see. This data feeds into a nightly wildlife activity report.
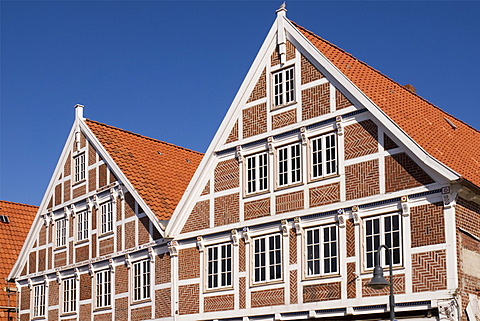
[9,6,480,321]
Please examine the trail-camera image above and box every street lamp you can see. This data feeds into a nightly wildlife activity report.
[365,244,395,321]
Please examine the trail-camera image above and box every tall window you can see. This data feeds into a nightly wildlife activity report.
[206,243,232,290]
[133,260,150,302]
[277,143,301,187]
[306,225,338,276]
[310,133,337,179]
[273,66,295,107]
[73,153,85,183]
[56,218,67,247]
[253,234,282,283]
[246,153,268,195]
[364,213,401,269]
[100,201,114,234]
[33,284,46,318]
[95,270,111,308]
[76,210,89,241]
[62,277,76,314]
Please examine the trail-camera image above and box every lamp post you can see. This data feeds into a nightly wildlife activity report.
[365,244,395,321]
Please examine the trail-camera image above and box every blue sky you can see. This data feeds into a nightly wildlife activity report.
[2,1,479,206]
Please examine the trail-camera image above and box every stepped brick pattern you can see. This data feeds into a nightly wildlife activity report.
[214,193,240,226]
[384,133,398,150]
[290,270,298,304]
[155,288,171,318]
[276,191,304,214]
[385,153,434,193]
[344,120,378,160]
[178,247,200,280]
[301,54,324,84]
[412,250,447,292]
[336,88,352,110]
[309,182,340,207]
[272,109,297,130]
[182,200,210,233]
[179,284,199,315]
[225,121,238,144]
[251,288,285,307]
[345,159,379,200]
[411,202,445,247]
[303,282,341,302]
[247,69,266,103]
[362,274,405,296]
[214,158,239,192]
[302,83,330,121]
[244,197,270,221]
[347,262,356,298]
[346,219,355,257]
[271,41,296,66]
[204,294,235,312]
[243,103,267,138]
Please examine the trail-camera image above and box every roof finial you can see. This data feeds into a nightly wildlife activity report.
[74,104,84,120]
[276,2,287,17]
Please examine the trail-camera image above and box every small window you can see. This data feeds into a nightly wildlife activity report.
[133,259,151,302]
[277,143,301,187]
[206,243,232,290]
[56,218,67,247]
[310,133,337,179]
[364,213,402,269]
[305,225,338,277]
[253,234,282,283]
[95,270,111,308]
[245,153,268,195]
[73,153,86,183]
[62,277,77,314]
[100,201,114,234]
[76,210,89,241]
[273,66,295,107]
[33,284,46,318]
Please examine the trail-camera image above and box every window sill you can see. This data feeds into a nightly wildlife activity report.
[250,278,284,288]
[204,286,234,294]
[54,245,67,252]
[244,189,270,199]
[308,173,339,184]
[271,101,297,112]
[93,306,112,312]
[131,298,152,306]
[302,272,341,282]
[61,311,77,317]
[98,231,114,240]
[72,179,86,188]
[275,181,304,192]
[360,265,404,276]
[75,239,89,246]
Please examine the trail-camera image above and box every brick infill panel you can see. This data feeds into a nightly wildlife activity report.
[303,282,341,302]
[244,197,270,221]
[243,103,267,139]
[309,182,340,208]
[204,294,235,312]
[182,199,209,234]
[345,159,379,201]
[362,274,405,296]
[178,247,200,280]
[412,250,447,292]
[214,193,239,226]
[301,54,324,84]
[247,69,266,103]
[276,191,304,214]
[214,158,239,192]
[344,119,378,160]
[385,152,434,193]
[179,284,199,315]
[251,288,284,308]
[411,202,445,247]
[302,83,330,121]
[272,109,296,130]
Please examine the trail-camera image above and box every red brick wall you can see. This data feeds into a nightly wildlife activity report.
[290,270,298,304]
[80,273,91,300]
[93,312,111,321]
[73,184,86,199]
[303,282,341,302]
[362,275,405,296]
[346,219,355,257]
[39,225,46,246]
[411,202,445,247]
[239,240,246,272]
[243,103,267,139]
[251,288,284,308]
[29,251,36,273]
[309,183,340,207]
[88,168,96,192]
[289,228,297,264]
[302,83,330,121]
[271,41,295,66]
[155,253,171,284]
[385,153,434,193]
[204,294,235,312]
[244,197,270,221]
[272,109,296,130]
[344,120,378,160]
[225,121,238,144]
[178,248,199,280]
[99,237,114,256]
[55,184,62,206]
[125,221,136,249]
[201,180,210,196]
[88,143,96,165]
[131,306,151,321]
[115,297,128,320]
[345,159,379,200]
[91,233,97,258]
[214,158,239,192]
[64,179,71,202]
[54,251,66,268]
[336,88,352,110]
[138,216,151,245]
[80,303,91,321]
[49,280,59,305]
[178,284,199,315]
[38,248,46,271]
[125,192,136,218]
[384,133,398,150]
[239,277,246,309]
[99,164,107,188]
[247,69,266,103]
[115,265,128,294]
[301,55,324,84]
[64,152,71,176]
[20,287,29,310]
[155,288,171,318]
[214,193,239,226]
[276,191,304,214]
[411,250,447,292]
[75,243,89,263]
[347,262,356,298]
[182,200,210,233]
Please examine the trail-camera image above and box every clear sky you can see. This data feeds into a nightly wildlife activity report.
[2,1,479,206]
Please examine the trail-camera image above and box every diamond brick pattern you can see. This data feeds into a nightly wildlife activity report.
[247,69,266,103]
[301,54,324,84]
[290,228,297,264]
[182,200,209,234]
[225,120,239,144]
[272,109,297,130]
[385,152,434,193]
[384,133,398,150]
[214,158,239,192]
[335,88,352,109]
[155,288,171,319]
[412,250,447,292]
[362,274,405,296]
[242,103,267,139]
[346,219,355,257]
[411,202,445,248]
[276,191,304,214]
[251,288,285,308]
[303,282,341,303]
[309,182,340,208]
[214,193,239,226]
[345,159,379,201]
[244,197,270,221]
[344,119,378,160]
[271,41,295,66]
[347,262,356,299]
[290,270,298,304]
[302,83,330,121]
[204,294,235,312]
[179,248,199,280]
[179,283,199,315]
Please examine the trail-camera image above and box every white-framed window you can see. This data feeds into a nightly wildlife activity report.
[56,217,67,247]
[76,210,89,241]
[277,143,302,187]
[310,132,337,179]
[73,153,86,183]
[305,224,338,277]
[100,201,114,234]
[62,277,77,314]
[206,243,232,290]
[95,269,111,309]
[133,259,150,302]
[32,283,46,318]
[245,153,268,195]
[364,213,402,269]
[273,66,295,107]
[253,234,282,283]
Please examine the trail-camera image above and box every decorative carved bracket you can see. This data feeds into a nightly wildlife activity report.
[267,137,275,155]
[336,116,344,136]
[281,220,289,237]
[242,227,251,243]
[231,230,239,246]
[236,146,243,164]
[300,127,307,145]
[196,236,205,252]
[401,196,410,216]
[293,217,303,235]
[168,241,178,257]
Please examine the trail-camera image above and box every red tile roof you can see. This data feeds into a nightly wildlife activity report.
[293,21,480,188]
[0,201,37,307]
[86,120,203,221]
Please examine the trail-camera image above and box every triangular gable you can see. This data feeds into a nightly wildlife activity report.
[166,8,460,237]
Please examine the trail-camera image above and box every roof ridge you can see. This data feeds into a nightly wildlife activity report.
[290,20,480,134]
[85,119,204,156]
[0,200,39,208]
